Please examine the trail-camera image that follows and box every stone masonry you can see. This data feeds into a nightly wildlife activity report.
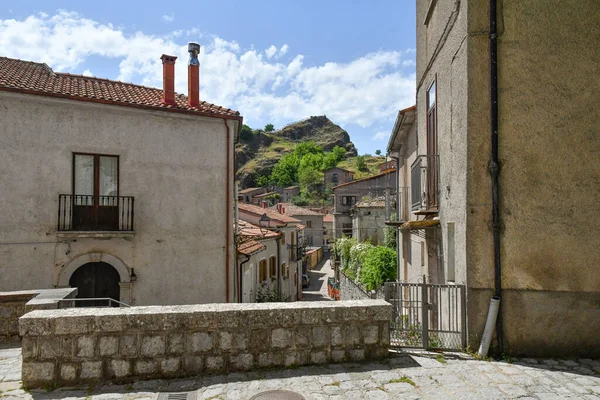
[18,300,391,388]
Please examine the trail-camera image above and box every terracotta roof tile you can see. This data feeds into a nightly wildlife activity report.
[238,203,301,225]
[237,239,266,255]
[237,220,279,239]
[0,56,240,118]
[267,203,325,216]
[332,169,395,189]
[323,214,334,223]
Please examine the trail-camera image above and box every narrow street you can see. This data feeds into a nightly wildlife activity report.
[301,252,334,301]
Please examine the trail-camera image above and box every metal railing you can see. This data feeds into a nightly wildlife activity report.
[289,244,304,261]
[56,297,130,308]
[411,155,440,212]
[58,194,135,231]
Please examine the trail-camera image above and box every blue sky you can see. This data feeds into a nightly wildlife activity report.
[1,1,416,155]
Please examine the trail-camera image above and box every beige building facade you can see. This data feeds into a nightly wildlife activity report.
[0,51,241,306]
[401,0,600,356]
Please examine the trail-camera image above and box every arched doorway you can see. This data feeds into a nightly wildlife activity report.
[69,262,120,307]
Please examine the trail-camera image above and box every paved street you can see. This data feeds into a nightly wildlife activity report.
[301,254,334,302]
[1,344,599,399]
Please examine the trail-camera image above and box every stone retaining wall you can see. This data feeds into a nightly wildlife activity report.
[0,289,77,342]
[339,272,385,300]
[19,300,391,388]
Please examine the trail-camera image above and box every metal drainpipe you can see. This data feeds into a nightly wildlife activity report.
[276,235,281,300]
[489,0,503,354]
[239,254,250,303]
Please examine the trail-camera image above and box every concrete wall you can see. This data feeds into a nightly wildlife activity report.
[0,289,77,342]
[352,206,386,245]
[0,92,237,306]
[19,300,391,388]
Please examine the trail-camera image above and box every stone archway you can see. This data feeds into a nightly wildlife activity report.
[58,252,132,305]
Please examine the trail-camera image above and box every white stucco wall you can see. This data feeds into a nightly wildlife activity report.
[0,92,237,305]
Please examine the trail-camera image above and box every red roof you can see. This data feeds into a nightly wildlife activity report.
[267,203,324,217]
[237,220,279,239]
[0,57,240,119]
[238,203,301,226]
[323,214,334,223]
[237,239,266,255]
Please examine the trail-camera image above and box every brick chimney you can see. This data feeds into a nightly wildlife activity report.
[160,54,177,106]
[187,42,200,108]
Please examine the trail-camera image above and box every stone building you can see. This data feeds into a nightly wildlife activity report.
[268,203,325,248]
[323,167,354,191]
[387,0,599,356]
[238,187,266,204]
[351,197,387,246]
[0,45,241,306]
[332,170,396,239]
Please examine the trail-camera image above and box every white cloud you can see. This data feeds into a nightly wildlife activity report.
[373,131,389,141]
[0,11,415,132]
[162,14,174,23]
[265,45,277,59]
[81,69,93,76]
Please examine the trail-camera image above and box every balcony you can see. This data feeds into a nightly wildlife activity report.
[385,187,409,226]
[57,194,135,238]
[411,155,440,214]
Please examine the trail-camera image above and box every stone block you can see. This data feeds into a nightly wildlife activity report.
[301,309,321,325]
[216,310,238,329]
[60,364,77,381]
[22,362,55,383]
[140,335,166,357]
[343,307,367,322]
[245,309,270,327]
[120,334,138,357]
[258,352,283,368]
[295,326,311,346]
[312,326,329,348]
[61,336,75,358]
[331,349,346,363]
[250,329,270,351]
[167,333,184,355]
[310,350,328,364]
[348,348,365,362]
[80,361,103,379]
[125,314,162,331]
[160,357,181,374]
[205,356,224,373]
[381,323,390,345]
[362,325,379,345]
[108,359,131,378]
[366,346,389,360]
[173,311,216,330]
[321,307,344,324]
[20,317,53,336]
[218,331,233,351]
[187,332,213,353]
[55,317,90,335]
[94,315,124,332]
[99,336,119,356]
[234,332,248,351]
[134,360,157,375]
[275,308,302,326]
[367,303,392,322]
[284,351,299,367]
[345,325,361,346]
[331,325,344,346]
[21,337,37,359]
[183,355,203,373]
[77,335,96,358]
[38,336,61,359]
[272,328,292,349]
[230,353,254,371]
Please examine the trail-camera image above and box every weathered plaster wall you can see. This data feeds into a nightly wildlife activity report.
[298,215,324,248]
[0,92,237,305]
[464,0,600,356]
[352,207,386,245]
[19,301,391,388]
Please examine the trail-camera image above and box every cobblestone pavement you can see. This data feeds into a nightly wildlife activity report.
[301,254,334,302]
[1,345,599,399]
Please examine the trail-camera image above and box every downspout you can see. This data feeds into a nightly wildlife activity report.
[224,118,231,302]
[234,181,240,302]
[276,234,281,300]
[489,0,503,354]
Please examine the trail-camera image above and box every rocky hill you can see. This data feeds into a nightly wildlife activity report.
[236,116,358,188]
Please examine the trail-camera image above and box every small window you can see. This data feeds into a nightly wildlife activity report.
[281,232,286,245]
[282,263,288,278]
[259,259,267,282]
[269,256,276,279]
[332,173,338,184]
[306,220,312,229]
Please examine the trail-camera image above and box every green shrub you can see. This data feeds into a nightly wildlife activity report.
[360,246,397,291]
[348,242,373,280]
[334,236,356,270]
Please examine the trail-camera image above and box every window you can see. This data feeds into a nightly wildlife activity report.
[332,173,338,184]
[269,256,276,279]
[342,196,356,206]
[306,220,312,229]
[282,263,288,278]
[259,259,267,282]
[342,223,353,237]
[281,232,286,245]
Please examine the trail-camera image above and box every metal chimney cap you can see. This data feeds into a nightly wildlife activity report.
[188,42,200,53]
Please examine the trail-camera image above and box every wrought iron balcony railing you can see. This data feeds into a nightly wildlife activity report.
[385,187,409,224]
[411,155,440,213]
[58,194,135,232]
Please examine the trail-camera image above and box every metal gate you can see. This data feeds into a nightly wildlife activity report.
[384,277,466,350]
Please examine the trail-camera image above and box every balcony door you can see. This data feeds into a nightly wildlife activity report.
[426,79,439,210]
[73,153,119,231]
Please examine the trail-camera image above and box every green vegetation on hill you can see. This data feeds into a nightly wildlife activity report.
[236,116,358,188]
[337,154,387,179]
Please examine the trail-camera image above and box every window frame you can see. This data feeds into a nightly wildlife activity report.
[259,259,268,282]
[73,152,120,198]
[281,262,288,278]
[269,256,276,279]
